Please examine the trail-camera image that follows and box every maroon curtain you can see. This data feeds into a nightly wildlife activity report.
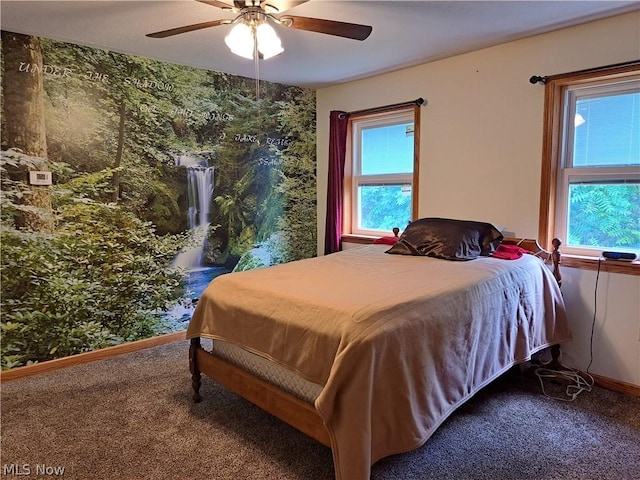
[324,111,349,255]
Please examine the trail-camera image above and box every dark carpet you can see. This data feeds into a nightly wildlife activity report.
[1,341,639,480]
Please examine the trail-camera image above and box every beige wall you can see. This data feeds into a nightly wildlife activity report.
[316,11,640,386]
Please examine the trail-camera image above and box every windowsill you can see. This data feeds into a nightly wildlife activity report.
[560,254,639,275]
[341,234,382,244]
[341,234,640,276]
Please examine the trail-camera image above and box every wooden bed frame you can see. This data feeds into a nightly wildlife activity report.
[188,237,564,454]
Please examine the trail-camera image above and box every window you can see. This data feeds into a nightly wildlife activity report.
[346,108,419,236]
[540,63,640,266]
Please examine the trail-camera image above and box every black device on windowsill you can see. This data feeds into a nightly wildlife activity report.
[602,251,638,262]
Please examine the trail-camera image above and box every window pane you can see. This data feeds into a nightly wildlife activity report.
[361,123,414,175]
[573,92,640,167]
[358,184,411,232]
[567,182,640,251]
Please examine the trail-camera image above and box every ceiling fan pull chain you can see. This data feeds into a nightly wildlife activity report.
[254,33,260,100]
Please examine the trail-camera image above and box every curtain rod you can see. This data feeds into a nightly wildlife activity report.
[529,59,640,84]
[338,98,426,119]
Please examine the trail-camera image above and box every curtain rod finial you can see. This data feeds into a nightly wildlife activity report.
[529,75,547,85]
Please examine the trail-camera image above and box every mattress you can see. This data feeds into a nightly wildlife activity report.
[211,338,323,404]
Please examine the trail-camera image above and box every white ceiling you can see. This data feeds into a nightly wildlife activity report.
[1,0,638,89]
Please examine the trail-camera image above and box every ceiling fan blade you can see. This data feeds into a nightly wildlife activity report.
[146,19,230,38]
[197,0,235,9]
[261,0,308,13]
[280,16,372,41]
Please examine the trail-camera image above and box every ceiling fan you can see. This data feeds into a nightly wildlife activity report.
[147,0,372,59]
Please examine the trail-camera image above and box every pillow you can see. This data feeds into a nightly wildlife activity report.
[385,217,503,261]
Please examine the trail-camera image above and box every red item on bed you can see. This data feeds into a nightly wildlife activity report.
[373,236,399,245]
[492,244,529,260]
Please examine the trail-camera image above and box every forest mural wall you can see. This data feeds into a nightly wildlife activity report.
[0,31,317,370]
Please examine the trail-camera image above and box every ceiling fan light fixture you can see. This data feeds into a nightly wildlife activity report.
[256,22,283,59]
[225,22,254,59]
[148,1,373,63]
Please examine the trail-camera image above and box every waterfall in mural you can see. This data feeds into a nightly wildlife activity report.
[172,155,215,270]
[164,154,228,327]
[186,164,214,230]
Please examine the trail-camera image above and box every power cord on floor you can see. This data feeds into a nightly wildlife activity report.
[534,365,594,402]
[534,257,601,402]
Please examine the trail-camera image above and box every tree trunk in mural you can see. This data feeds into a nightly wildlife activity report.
[1,31,54,232]
[112,96,126,202]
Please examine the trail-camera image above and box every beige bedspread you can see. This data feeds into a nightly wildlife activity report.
[187,244,571,480]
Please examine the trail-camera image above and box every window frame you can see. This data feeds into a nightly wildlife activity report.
[539,61,640,275]
[343,106,420,237]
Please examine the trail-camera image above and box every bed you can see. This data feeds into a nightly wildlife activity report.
[186,218,570,480]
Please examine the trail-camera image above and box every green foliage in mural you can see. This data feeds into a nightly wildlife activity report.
[272,87,318,263]
[0,32,317,369]
[1,150,189,369]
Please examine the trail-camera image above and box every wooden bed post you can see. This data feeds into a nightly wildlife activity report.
[189,337,202,403]
[550,238,563,369]
[548,344,563,370]
[551,238,562,287]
